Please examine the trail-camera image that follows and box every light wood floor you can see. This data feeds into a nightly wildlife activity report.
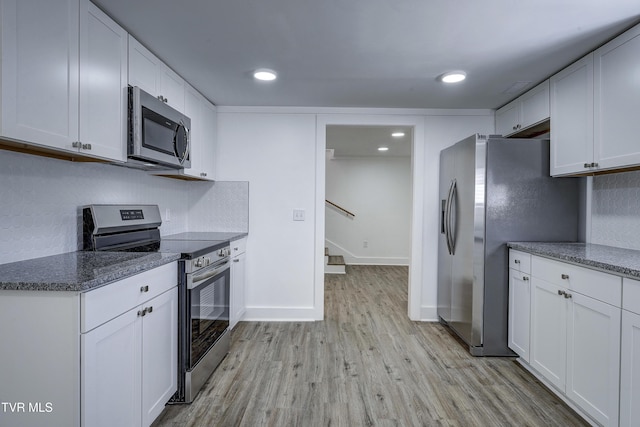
[152,265,588,427]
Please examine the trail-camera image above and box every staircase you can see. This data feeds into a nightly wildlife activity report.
[324,247,346,274]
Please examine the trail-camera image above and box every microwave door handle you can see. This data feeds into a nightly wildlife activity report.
[174,119,190,165]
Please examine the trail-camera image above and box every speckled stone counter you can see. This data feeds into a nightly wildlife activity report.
[508,242,640,279]
[0,251,180,292]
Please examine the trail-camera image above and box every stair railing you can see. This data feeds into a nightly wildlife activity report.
[325,200,355,218]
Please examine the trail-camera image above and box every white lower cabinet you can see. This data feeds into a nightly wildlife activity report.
[82,287,177,427]
[508,268,531,362]
[511,250,623,426]
[230,237,247,330]
[81,263,178,427]
[620,278,640,427]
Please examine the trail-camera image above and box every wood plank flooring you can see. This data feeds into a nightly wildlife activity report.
[152,265,588,427]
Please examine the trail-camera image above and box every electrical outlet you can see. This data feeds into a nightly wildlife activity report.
[165,208,171,222]
[293,209,305,221]
[363,240,368,248]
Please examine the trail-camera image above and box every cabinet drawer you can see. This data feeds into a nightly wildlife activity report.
[623,278,640,315]
[81,262,177,332]
[231,237,247,256]
[531,256,621,307]
[509,249,531,274]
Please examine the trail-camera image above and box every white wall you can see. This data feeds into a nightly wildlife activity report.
[216,112,319,320]
[0,150,248,264]
[216,108,494,322]
[325,154,411,265]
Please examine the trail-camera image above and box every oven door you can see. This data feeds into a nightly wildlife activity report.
[187,259,230,369]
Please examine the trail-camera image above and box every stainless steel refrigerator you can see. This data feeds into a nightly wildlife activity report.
[437,134,580,356]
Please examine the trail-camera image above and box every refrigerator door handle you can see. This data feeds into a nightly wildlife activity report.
[444,179,455,255]
[448,179,457,255]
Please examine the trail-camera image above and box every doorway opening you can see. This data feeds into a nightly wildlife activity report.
[315,115,425,321]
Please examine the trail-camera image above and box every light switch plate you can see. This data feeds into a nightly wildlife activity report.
[293,209,305,221]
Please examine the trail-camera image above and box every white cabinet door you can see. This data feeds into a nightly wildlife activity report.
[128,35,161,97]
[550,54,594,176]
[182,84,206,179]
[530,277,567,391]
[141,287,177,427]
[1,0,80,152]
[200,99,218,180]
[82,308,141,427]
[566,292,620,427]
[621,310,640,427]
[78,2,127,162]
[495,100,520,137]
[508,269,531,362]
[594,24,640,171]
[230,250,247,329]
[128,34,185,113]
[519,80,549,129]
[160,66,185,112]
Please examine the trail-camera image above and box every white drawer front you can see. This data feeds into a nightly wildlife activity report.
[623,278,640,315]
[81,262,177,332]
[531,256,621,307]
[231,237,247,256]
[509,249,531,274]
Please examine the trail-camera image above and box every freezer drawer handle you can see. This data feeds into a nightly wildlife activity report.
[561,274,569,280]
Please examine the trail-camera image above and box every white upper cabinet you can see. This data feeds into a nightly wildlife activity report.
[550,22,640,176]
[0,0,127,162]
[128,35,185,113]
[1,0,80,152]
[495,80,549,137]
[79,2,128,162]
[550,54,594,176]
[154,84,216,181]
[594,24,640,171]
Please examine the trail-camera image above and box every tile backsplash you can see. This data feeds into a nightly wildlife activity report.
[1,150,248,264]
[591,170,640,250]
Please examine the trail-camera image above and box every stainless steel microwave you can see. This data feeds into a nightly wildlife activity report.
[127,86,191,170]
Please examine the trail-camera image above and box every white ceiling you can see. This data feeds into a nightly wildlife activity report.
[93,0,640,109]
[327,126,413,158]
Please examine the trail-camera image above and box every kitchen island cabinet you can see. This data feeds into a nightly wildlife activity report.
[0,0,127,162]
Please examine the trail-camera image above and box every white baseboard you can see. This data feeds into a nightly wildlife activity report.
[420,305,439,321]
[325,239,409,266]
[243,306,320,322]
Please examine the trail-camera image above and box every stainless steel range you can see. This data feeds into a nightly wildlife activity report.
[83,204,231,403]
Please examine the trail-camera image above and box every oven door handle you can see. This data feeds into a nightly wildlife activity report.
[188,260,230,290]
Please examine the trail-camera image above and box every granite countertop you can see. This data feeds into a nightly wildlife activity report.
[0,251,181,292]
[508,242,640,279]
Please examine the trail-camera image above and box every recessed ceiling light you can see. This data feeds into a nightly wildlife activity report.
[253,68,277,81]
[391,132,405,138]
[439,71,467,83]
[378,147,389,152]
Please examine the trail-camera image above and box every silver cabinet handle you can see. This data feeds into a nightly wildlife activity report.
[592,162,599,168]
[233,259,240,263]
[81,143,92,150]
[564,293,572,299]
[140,285,149,293]
[514,259,520,264]
[557,290,566,296]
[72,141,81,148]
[137,308,146,317]
[584,163,591,168]
[561,274,569,280]
[522,276,529,281]
[147,306,153,314]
